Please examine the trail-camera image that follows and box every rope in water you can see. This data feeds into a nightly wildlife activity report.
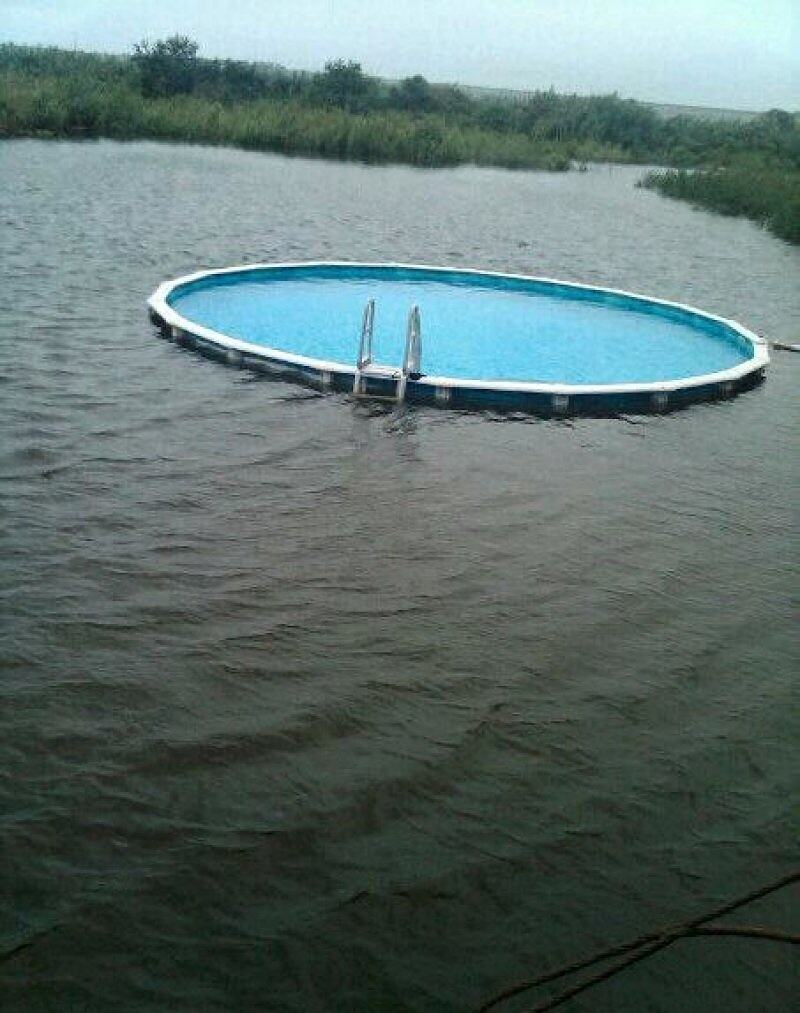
[3,872,797,1007]
[476,869,799,1012]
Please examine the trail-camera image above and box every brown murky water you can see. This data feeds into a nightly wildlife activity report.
[2,139,798,1011]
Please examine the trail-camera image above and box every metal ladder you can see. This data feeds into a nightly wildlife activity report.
[352,301,422,403]
[352,299,376,395]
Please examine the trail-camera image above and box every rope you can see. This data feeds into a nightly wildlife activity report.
[476,869,799,1012]
[689,926,800,944]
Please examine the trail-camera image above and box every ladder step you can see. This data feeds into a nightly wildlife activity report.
[352,302,422,403]
[352,364,401,398]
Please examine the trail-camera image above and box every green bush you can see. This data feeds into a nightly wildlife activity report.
[642,167,800,244]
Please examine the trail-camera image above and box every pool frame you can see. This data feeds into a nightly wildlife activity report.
[147,261,769,415]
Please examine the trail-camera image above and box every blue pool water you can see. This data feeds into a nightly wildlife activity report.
[168,267,753,385]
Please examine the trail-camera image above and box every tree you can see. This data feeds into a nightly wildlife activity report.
[760,109,795,134]
[313,60,377,111]
[392,75,435,113]
[132,35,198,98]
[430,84,472,116]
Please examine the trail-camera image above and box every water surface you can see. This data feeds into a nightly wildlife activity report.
[1,140,798,1012]
[170,268,752,384]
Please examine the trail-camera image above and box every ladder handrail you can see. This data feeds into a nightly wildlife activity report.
[357,299,375,370]
[396,305,422,403]
[404,305,421,376]
[353,302,422,403]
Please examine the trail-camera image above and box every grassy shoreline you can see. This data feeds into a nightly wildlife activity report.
[0,74,636,171]
[640,167,800,244]
[2,42,798,242]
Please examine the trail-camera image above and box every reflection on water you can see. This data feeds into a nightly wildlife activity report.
[1,140,798,1012]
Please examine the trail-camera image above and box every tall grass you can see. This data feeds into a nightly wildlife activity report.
[0,71,596,169]
[641,166,800,244]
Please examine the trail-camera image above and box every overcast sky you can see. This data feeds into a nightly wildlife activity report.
[2,0,798,110]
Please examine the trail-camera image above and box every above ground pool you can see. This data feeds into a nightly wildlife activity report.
[148,263,768,414]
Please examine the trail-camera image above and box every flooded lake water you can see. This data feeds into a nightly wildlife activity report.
[1,139,798,1011]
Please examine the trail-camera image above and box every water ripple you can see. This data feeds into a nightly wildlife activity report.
[1,140,798,1013]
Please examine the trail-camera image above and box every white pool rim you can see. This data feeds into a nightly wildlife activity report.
[147,260,769,397]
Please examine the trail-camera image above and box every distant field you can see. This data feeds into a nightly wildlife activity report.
[417,82,763,122]
[372,76,765,121]
[644,102,760,122]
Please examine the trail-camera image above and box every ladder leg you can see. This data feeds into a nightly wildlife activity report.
[396,305,421,404]
[353,299,375,395]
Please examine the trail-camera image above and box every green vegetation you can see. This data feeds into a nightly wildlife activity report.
[641,165,800,244]
[0,42,604,169]
[132,35,198,98]
[1,40,798,241]
[0,73,575,170]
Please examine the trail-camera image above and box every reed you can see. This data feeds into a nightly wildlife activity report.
[0,70,584,169]
[641,166,800,244]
